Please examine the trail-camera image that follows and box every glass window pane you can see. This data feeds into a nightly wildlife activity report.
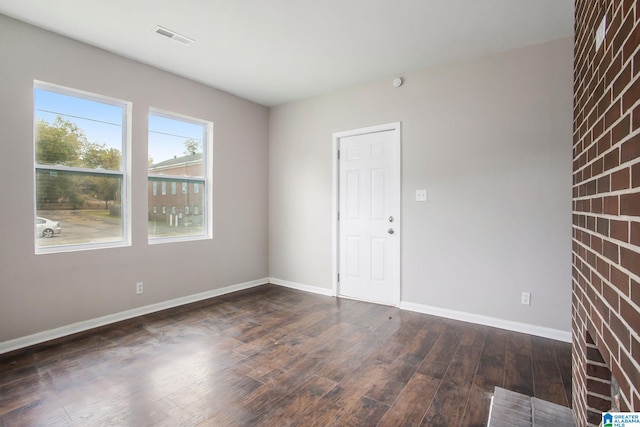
[148,110,209,242]
[148,113,204,178]
[35,170,123,248]
[148,179,205,239]
[34,83,128,253]
[34,89,123,170]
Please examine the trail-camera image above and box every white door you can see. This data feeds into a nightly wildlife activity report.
[336,124,400,306]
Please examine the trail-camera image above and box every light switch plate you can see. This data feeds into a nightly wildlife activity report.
[416,189,427,202]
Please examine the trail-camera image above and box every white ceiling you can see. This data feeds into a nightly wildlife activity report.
[0,0,574,106]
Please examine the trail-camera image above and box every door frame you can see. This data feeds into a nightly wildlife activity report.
[332,122,401,305]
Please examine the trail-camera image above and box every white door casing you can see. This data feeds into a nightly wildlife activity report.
[332,123,400,306]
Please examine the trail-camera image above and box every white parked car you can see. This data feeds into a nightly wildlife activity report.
[36,217,62,238]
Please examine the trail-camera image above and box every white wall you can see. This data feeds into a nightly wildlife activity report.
[269,38,574,332]
[0,15,269,343]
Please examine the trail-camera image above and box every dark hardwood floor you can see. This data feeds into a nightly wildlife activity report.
[0,284,572,426]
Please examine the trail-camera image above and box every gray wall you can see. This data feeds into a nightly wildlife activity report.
[0,15,269,342]
[269,38,573,331]
[0,13,573,344]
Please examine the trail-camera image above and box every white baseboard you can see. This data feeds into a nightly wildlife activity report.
[270,279,571,342]
[268,277,335,297]
[400,301,572,343]
[0,279,571,356]
[0,278,268,355]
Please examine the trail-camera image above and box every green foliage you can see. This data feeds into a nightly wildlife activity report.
[35,116,122,210]
[82,142,120,169]
[35,117,86,166]
[35,171,84,209]
[183,138,201,156]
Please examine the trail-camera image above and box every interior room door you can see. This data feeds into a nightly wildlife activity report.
[337,124,400,306]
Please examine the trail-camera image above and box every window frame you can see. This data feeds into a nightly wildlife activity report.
[147,109,213,243]
[33,81,131,254]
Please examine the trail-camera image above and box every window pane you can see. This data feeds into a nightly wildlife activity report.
[148,114,204,177]
[148,178,205,239]
[148,111,209,242]
[34,89,123,170]
[34,83,128,252]
[35,170,123,248]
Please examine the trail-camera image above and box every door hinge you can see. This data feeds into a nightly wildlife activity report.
[337,211,340,221]
[337,273,340,282]
[337,150,340,160]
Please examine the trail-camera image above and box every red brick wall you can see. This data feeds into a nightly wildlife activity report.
[573,0,640,425]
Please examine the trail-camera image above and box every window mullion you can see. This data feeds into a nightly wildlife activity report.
[36,164,124,177]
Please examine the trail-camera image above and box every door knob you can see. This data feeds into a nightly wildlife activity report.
[388,228,394,235]
[388,216,394,222]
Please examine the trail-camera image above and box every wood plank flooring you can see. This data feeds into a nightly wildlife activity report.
[0,284,572,426]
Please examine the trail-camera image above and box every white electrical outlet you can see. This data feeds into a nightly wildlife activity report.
[521,291,530,306]
[416,189,427,202]
[136,282,144,294]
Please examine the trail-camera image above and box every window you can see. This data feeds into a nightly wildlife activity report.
[161,181,167,195]
[152,181,157,196]
[148,110,211,241]
[153,206,157,214]
[194,206,199,215]
[34,82,129,252]
[162,206,167,214]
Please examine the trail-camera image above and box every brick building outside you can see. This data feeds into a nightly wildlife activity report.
[148,153,204,227]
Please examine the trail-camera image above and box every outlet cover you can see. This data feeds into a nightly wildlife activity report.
[136,282,144,294]
[521,292,530,306]
[416,189,427,202]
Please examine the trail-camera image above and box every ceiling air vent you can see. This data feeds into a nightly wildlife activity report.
[153,25,194,46]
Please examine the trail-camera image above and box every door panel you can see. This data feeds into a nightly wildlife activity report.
[338,127,399,306]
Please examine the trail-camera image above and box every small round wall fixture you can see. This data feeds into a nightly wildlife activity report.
[393,77,403,87]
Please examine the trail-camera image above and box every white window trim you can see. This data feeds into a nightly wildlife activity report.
[148,108,213,244]
[33,81,132,254]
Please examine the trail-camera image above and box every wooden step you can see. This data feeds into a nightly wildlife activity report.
[488,387,575,427]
